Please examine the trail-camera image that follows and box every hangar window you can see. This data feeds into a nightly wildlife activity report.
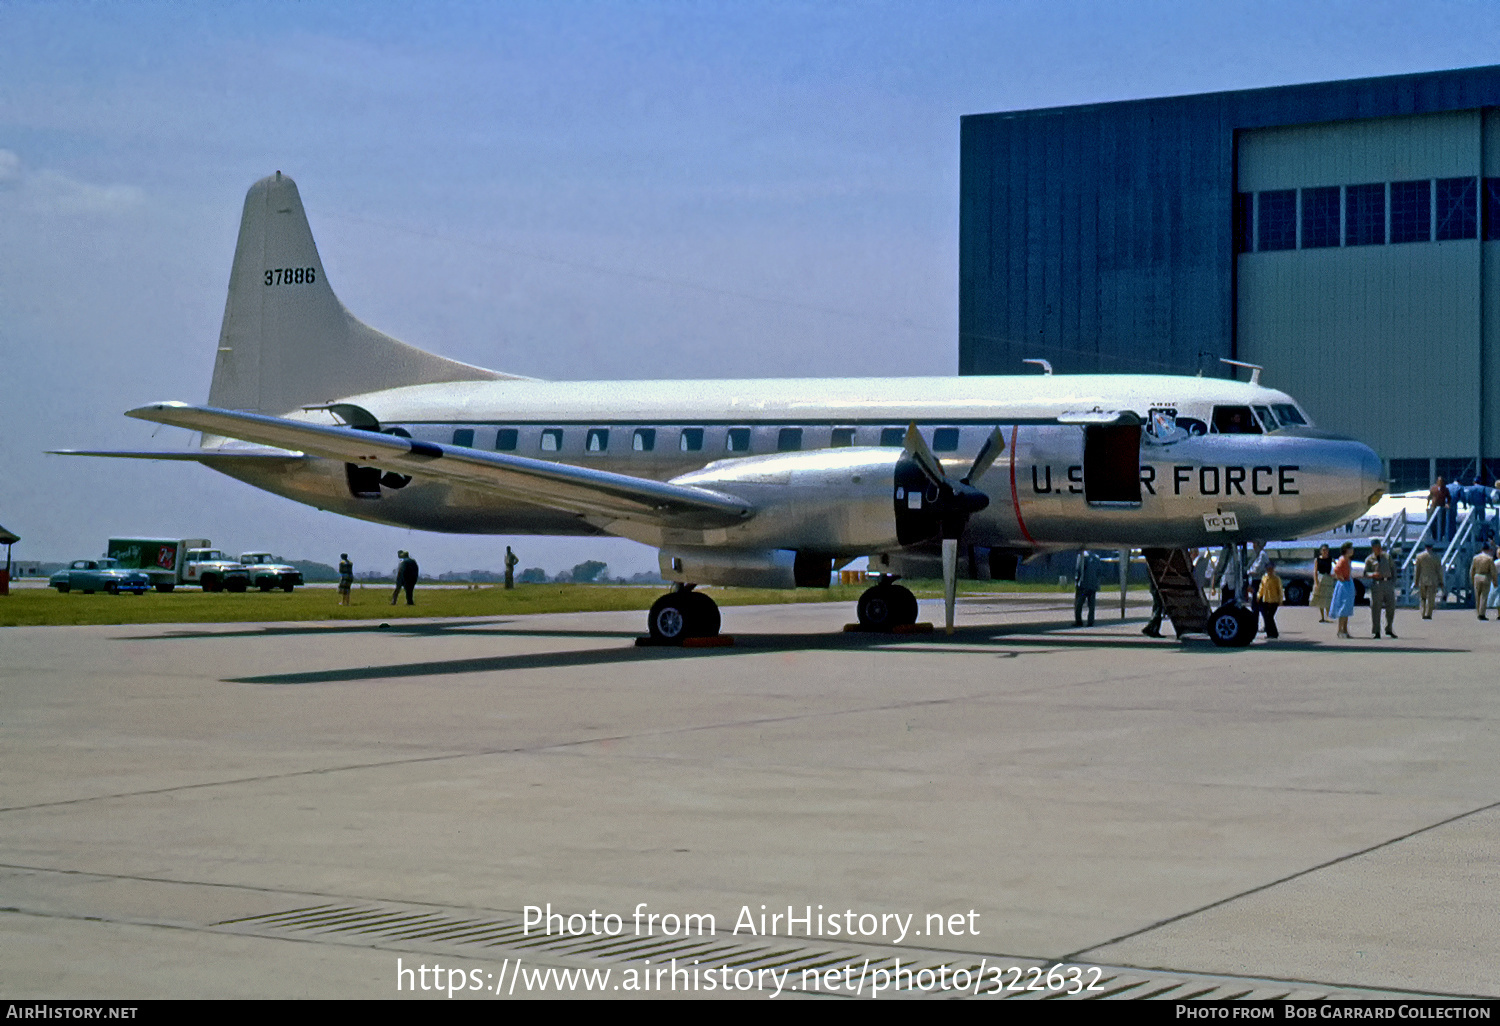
[679,428,703,452]
[1390,180,1431,244]
[1211,405,1261,434]
[495,428,518,451]
[932,427,960,452]
[831,427,856,447]
[633,428,655,452]
[1345,183,1386,246]
[726,428,751,452]
[540,429,563,452]
[586,428,609,453]
[451,428,474,447]
[1485,179,1500,240]
[1389,458,1430,493]
[1256,190,1296,251]
[1436,178,1477,240]
[1300,186,1340,248]
[879,427,905,447]
[777,428,803,452]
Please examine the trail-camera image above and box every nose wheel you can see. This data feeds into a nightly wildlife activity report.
[856,581,919,629]
[647,587,722,642]
[1208,605,1257,647]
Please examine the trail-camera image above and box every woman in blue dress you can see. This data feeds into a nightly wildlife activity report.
[1329,541,1356,638]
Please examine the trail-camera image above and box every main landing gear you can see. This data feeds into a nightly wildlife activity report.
[646,584,722,643]
[854,577,919,630]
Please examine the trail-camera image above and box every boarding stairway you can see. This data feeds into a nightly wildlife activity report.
[1142,548,1212,637]
[1397,505,1483,607]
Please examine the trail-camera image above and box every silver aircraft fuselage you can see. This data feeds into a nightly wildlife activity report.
[208,373,1384,558]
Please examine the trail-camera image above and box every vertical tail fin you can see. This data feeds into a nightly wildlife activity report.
[208,171,514,415]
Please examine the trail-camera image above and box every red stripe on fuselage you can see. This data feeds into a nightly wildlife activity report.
[1008,424,1036,545]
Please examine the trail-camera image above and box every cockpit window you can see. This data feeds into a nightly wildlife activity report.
[1252,405,1278,431]
[1272,403,1308,426]
[1211,405,1262,434]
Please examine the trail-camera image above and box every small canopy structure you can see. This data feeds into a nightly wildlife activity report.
[0,523,16,593]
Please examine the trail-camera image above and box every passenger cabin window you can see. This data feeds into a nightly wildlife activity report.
[680,428,704,452]
[452,428,474,447]
[633,428,655,452]
[726,428,751,453]
[1252,406,1278,431]
[777,428,802,452]
[495,428,518,451]
[586,428,609,453]
[831,427,856,447]
[879,427,905,447]
[1211,406,1261,434]
[932,427,960,452]
[1272,404,1307,426]
[540,429,563,452]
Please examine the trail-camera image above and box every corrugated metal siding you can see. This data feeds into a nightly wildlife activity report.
[961,65,1500,379]
[1239,110,1479,189]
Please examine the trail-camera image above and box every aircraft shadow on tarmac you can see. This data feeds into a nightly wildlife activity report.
[208,619,1469,685]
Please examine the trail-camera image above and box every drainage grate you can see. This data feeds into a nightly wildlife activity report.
[213,901,1439,1000]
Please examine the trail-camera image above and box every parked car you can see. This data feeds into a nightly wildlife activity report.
[238,552,303,592]
[49,558,151,595]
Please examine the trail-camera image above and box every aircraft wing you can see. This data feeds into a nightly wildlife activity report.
[125,402,753,529]
[50,449,304,460]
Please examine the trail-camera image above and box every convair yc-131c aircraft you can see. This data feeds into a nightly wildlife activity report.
[61,173,1385,646]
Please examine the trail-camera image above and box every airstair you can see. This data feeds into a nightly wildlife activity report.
[1398,505,1483,606]
[1142,548,1212,637]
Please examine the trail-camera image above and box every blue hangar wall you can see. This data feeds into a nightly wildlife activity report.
[959,65,1500,487]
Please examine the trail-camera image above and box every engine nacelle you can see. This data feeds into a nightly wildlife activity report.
[670,447,909,556]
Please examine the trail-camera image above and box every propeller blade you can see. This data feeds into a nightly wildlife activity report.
[961,426,1005,485]
[942,537,959,634]
[902,423,946,487]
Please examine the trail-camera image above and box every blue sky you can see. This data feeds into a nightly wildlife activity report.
[3,0,1497,575]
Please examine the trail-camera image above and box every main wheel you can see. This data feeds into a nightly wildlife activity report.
[648,593,693,642]
[686,591,720,636]
[858,584,917,628]
[1208,606,1257,647]
[1283,580,1310,606]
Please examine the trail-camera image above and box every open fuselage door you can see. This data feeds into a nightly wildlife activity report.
[1082,424,1142,507]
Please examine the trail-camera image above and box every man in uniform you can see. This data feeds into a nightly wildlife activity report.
[1470,542,1497,620]
[1074,549,1101,627]
[1413,542,1443,619]
[1363,539,1397,639]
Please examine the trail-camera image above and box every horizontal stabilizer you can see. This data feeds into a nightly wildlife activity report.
[126,402,753,529]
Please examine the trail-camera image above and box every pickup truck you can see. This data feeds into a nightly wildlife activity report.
[108,538,250,592]
[239,552,303,592]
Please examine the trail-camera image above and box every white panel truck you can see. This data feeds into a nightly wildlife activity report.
[106,538,250,592]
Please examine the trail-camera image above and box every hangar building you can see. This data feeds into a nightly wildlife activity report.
[959,65,1500,493]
